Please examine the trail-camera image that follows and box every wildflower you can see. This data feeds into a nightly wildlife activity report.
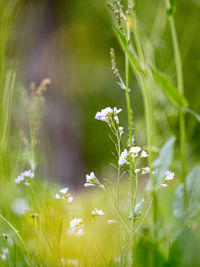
[152,168,158,175]
[95,107,122,126]
[91,208,104,217]
[11,198,29,216]
[114,116,119,124]
[68,218,84,236]
[113,107,122,114]
[135,169,140,174]
[140,150,148,158]
[160,183,168,188]
[14,170,34,186]
[129,146,141,155]
[118,149,128,166]
[142,167,150,175]
[95,107,113,122]
[119,126,124,136]
[165,170,174,181]
[0,248,9,260]
[84,172,104,189]
[55,187,73,203]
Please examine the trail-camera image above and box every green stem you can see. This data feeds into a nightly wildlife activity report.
[165,0,187,206]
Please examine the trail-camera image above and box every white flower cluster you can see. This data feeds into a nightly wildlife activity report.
[118,146,148,166]
[95,107,124,135]
[68,218,84,236]
[0,248,9,260]
[91,208,104,217]
[15,170,34,186]
[160,170,175,188]
[84,172,104,189]
[55,187,73,203]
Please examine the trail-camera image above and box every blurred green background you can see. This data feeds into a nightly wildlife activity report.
[1,0,200,186]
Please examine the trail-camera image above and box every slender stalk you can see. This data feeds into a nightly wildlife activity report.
[164,0,187,205]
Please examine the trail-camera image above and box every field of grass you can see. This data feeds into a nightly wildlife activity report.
[0,0,200,266]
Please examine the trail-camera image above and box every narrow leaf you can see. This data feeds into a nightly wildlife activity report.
[151,67,188,108]
[153,136,176,187]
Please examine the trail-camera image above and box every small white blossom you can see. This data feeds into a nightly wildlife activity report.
[14,170,34,186]
[165,171,174,181]
[113,107,122,114]
[0,248,9,260]
[91,208,104,216]
[140,150,148,158]
[135,169,140,174]
[84,172,104,189]
[55,187,73,203]
[142,167,150,175]
[68,218,84,236]
[114,116,119,124]
[152,168,158,175]
[118,149,128,166]
[119,127,124,136]
[129,146,141,155]
[95,107,113,122]
[160,183,168,188]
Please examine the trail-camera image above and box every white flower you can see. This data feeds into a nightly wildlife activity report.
[140,150,148,158]
[84,172,104,189]
[165,171,174,181]
[68,218,84,236]
[119,127,124,136]
[55,187,73,203]
[0,248,9,260]
[114,116,119,124]
[142,167,150,175]
[91,208,104,216]
[60,187,68,194]
[68,196,74,203]
[55,194,60,199]
[135,169,140,174]
[129,146,141,155]
[11,198,29,216]
[160,183,168,188]
[113,107,122,114]
[118,149,128,166]
[14,170,35,186]
[95,107,113,122]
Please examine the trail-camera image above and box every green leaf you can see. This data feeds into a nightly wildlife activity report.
[153,136,176,187]
[167,0,177,15]
[173,165,200,219]
[184,107,200,123]
[114,29,145,74]
[173,184,184,218]
[151,67,188,108]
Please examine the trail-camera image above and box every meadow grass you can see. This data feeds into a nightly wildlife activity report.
[0,0,200,266]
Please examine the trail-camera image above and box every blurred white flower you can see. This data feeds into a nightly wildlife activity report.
[68,218,84,236]
[95,107,113,122]
[11,198,29,216]
[152,168,158,175]
[55,187,73,203]
[165,171,174,181]
[14,170,34,186]
[160,183,168,188]
[135,169,140,174]
[142,167,150,175]
[118,149,128,166]
[129,146,141,155]
[114,116,119,124]
[91,208,104,216]
[0,248,9,260]
[119,127,124,136]
[140,150,148,158]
